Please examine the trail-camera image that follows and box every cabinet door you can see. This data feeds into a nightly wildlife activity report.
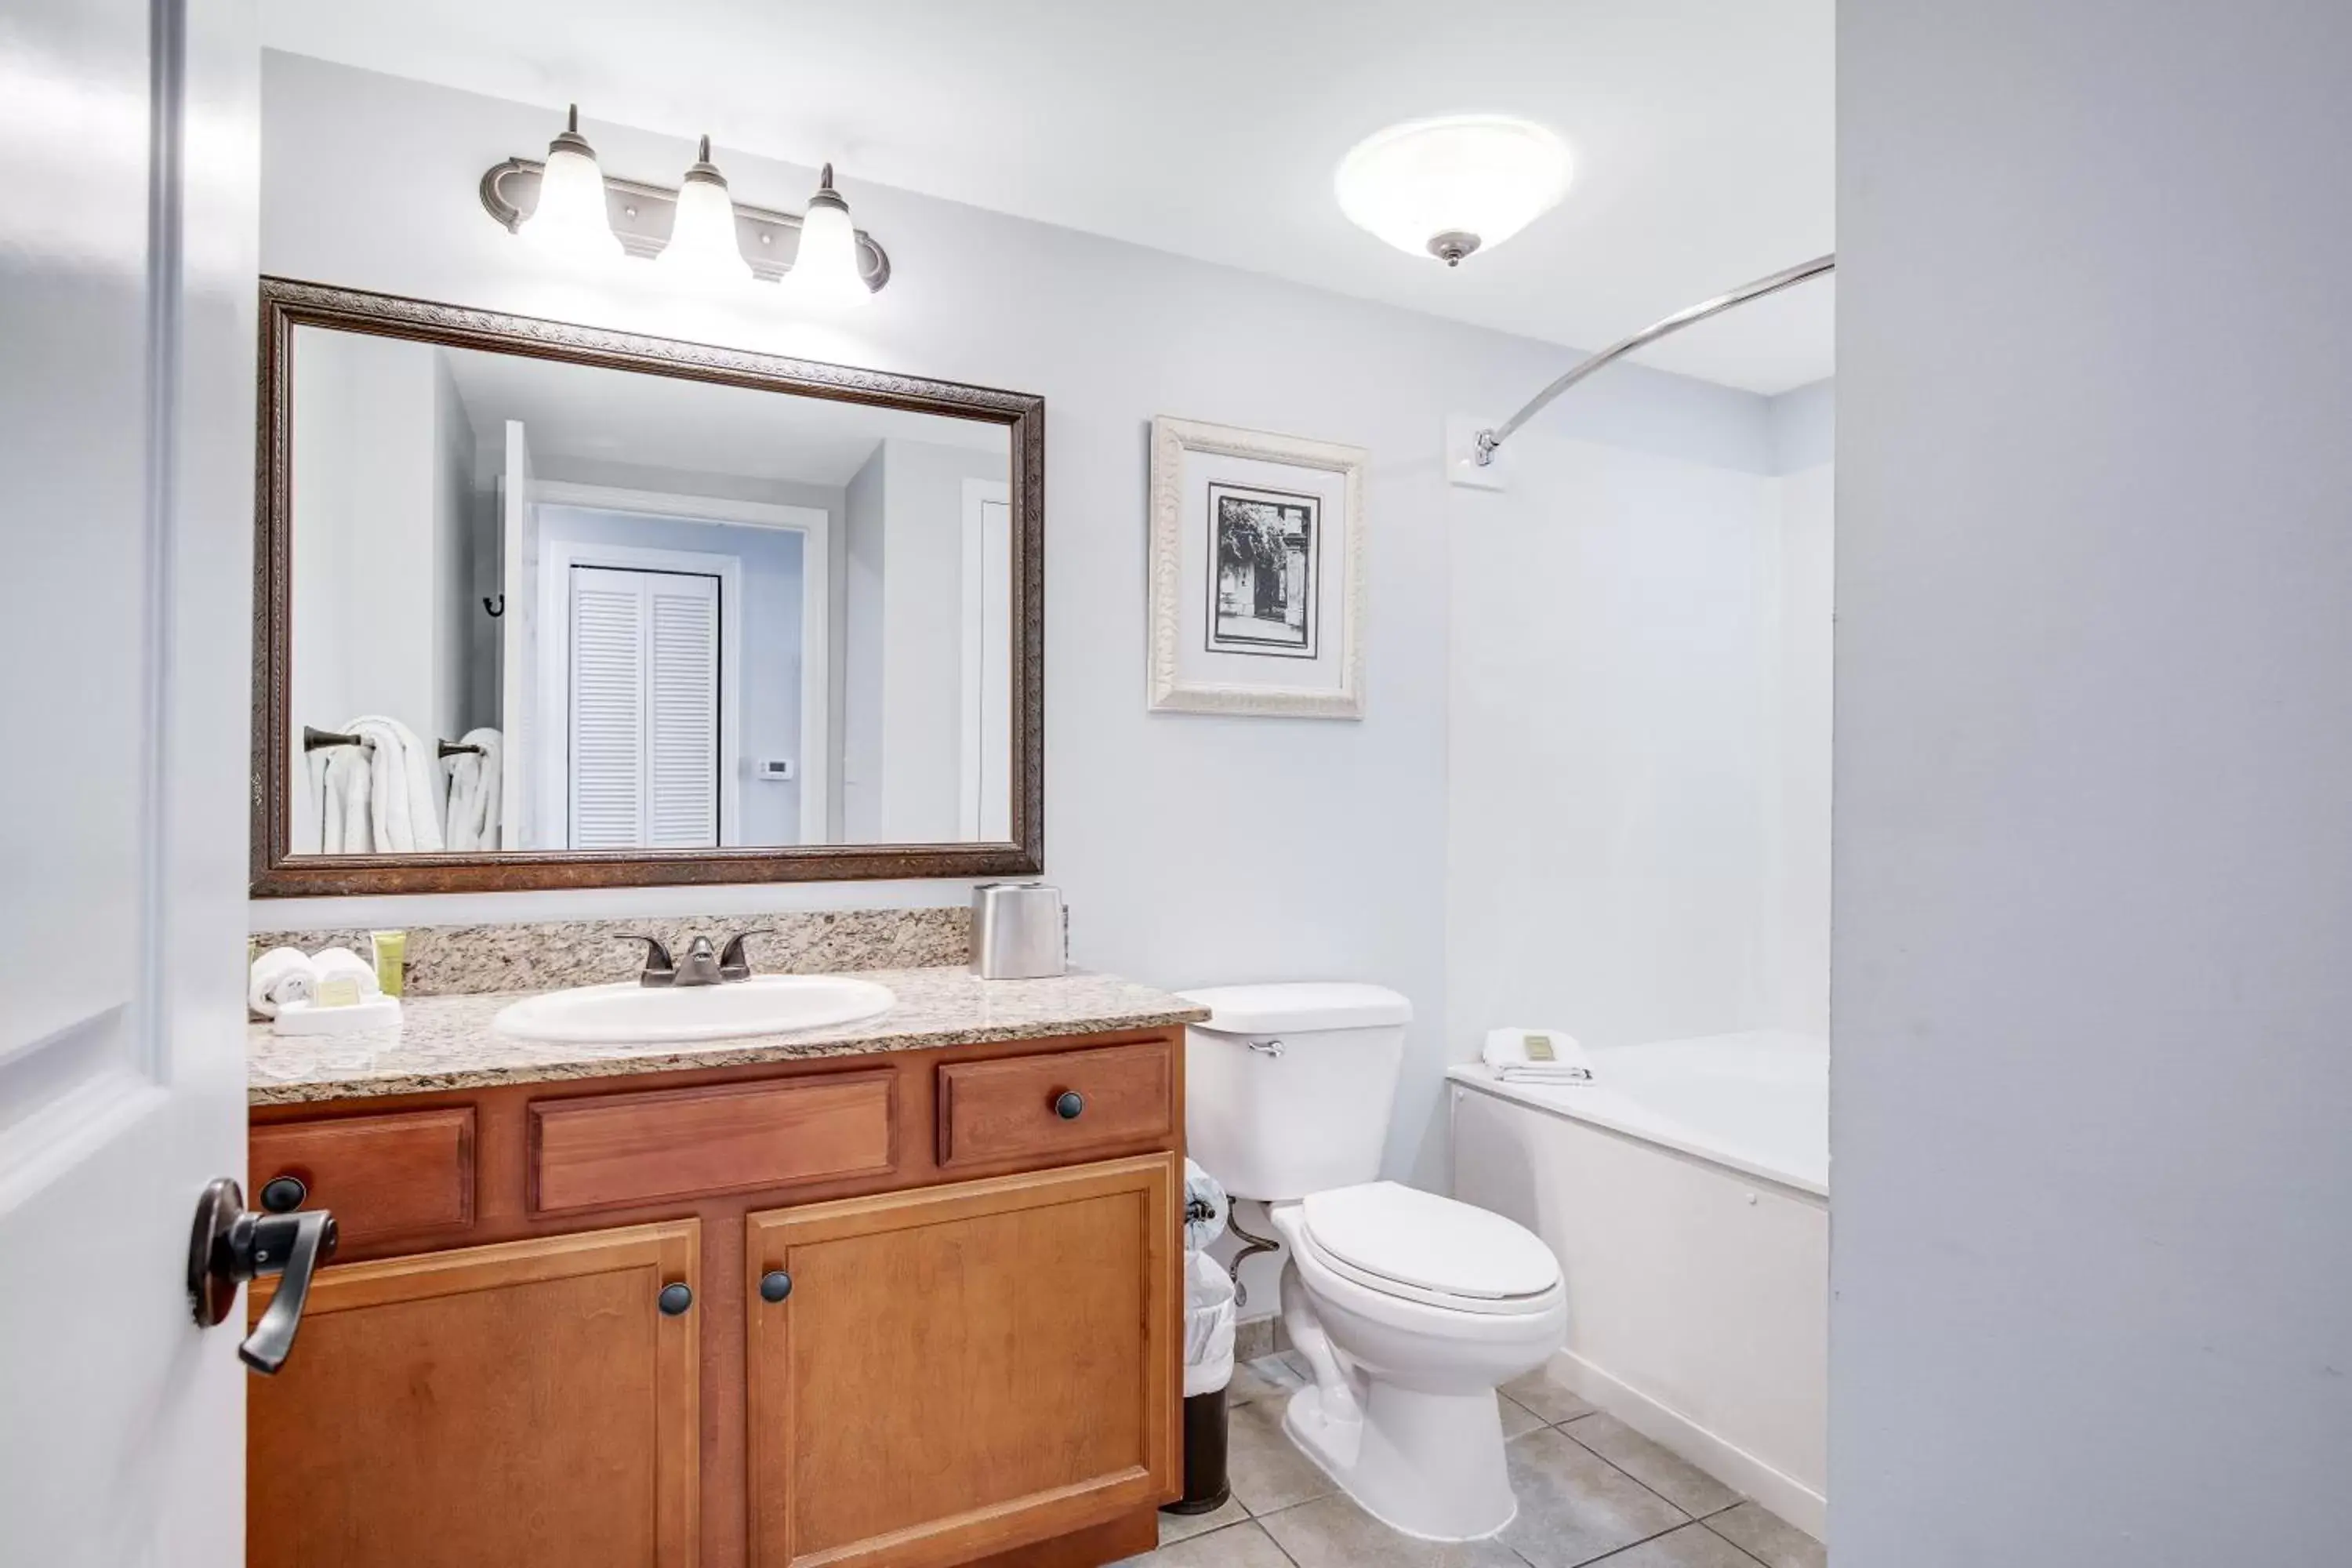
[249,1221,701,1568]
[746,1154,1179,1568]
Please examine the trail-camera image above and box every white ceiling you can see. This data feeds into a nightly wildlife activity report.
[265,0,1835,394]
[431,341,1007,488]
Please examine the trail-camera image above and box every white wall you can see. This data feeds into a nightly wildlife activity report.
[1446,430,1832,1065]
[256,52,1780,1185]
[1835,5,2352,1563]
[1764,462,1832,1034]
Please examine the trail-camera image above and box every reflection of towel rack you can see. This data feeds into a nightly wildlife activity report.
[306,725,481,760]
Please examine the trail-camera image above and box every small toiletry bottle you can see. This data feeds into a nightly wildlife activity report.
[371,930,408,997]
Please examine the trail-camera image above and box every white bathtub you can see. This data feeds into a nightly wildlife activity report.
[1449,1030,1828,1536]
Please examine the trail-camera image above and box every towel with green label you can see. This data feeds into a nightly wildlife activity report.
[1482,1026,1595,1085]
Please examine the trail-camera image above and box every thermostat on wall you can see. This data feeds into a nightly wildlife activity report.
[755,758,796,782]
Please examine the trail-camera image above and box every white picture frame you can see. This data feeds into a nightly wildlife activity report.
[1148,416,1367,719]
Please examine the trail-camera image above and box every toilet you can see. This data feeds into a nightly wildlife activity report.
[1181,983,1567,1541]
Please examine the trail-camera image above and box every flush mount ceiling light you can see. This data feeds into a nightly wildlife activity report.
[656,135,754,282]
[1335,114,1573,267]
[481,110,892,302]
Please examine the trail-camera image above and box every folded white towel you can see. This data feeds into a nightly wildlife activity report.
[1483,1026,1596,1084]
[349,716,445,853]
[249,947,316,1018]
[309,946,383,999]
[443,728,503,852]
[320,745,372,855]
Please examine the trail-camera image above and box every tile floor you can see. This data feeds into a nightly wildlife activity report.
[1116,1356,1826,1568]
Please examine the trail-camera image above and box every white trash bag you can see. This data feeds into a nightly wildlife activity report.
[1183,1250,1237,1398]
[1181,1158,1237,1397]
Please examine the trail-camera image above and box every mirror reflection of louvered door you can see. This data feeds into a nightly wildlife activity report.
[568,566,720,849]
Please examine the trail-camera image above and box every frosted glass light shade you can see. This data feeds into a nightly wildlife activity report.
[520,107,625,260]
[1334,115,1573,265]
[659,138,752,281]
[783,166,872,310]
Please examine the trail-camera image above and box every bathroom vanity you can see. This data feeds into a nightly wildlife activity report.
[242,967,1205,1568]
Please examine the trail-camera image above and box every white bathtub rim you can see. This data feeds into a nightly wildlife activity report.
[1446,1064,1828,1200]
[1542,1348,1828,1542]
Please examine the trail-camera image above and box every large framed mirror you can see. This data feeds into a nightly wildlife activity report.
[251,279,1043,896]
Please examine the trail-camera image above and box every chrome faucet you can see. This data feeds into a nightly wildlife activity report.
[622,930,771,987]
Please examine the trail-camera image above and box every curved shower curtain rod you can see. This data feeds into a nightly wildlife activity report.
[1474,252,1836,465]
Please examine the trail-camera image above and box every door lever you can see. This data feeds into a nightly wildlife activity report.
[187,1177,339,1374]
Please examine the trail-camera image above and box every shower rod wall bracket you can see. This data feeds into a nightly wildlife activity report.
[1468,252,1835,467]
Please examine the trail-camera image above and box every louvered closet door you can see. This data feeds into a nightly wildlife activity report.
[569,567,720,849]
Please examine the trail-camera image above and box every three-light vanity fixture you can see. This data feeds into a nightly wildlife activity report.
[479,105,890,306]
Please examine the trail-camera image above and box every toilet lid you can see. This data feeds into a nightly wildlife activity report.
[1300,1182,1561,1303]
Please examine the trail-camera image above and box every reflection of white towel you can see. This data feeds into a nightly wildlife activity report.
[349,717,445,852]
[1483,1026,1596,1085]
[323,747,372,854]
[442,728,503,851]
[309,946,383,998]
[249,947,315,1018]
[302,747,330,854]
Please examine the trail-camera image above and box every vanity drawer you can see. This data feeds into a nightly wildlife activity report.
[249,1108,474,1244]
[530,1070,897,1214]
[936,1040,1175,1169]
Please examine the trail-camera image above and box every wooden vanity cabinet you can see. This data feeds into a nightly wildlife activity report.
[746,1156,1178,1568]
[248,1221,702,1568]
[246,1029,1182,1568]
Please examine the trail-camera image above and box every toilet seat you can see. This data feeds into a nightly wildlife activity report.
[1297,1182,1561,1316]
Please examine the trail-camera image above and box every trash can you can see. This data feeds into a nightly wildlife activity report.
[1167,1163,1237,1515]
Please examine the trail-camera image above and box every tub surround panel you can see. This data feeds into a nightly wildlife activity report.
[252,907,971,996]
[248,967,1207,1104]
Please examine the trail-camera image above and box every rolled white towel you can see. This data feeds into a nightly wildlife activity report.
[1182,1157,1229,1251]
[249,947,317,1018]
[309,946,383,999]
[1483,1025,1596,1085]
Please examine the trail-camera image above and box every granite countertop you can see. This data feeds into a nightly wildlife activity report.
[248,967,1209,1106]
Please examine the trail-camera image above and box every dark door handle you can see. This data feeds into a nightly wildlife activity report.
[187,1177,339,1376]
[1053,1090,1085,1120]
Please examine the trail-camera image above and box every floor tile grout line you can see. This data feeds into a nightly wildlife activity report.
[1694,1513,1786,1568]
[1570,1515,1776,1568]
[1546,1410,1740,1526]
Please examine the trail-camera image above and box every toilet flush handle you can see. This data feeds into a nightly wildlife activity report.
[1247,1037,1285,1058]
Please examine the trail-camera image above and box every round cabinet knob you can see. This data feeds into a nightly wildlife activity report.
[259,1175,308,1213]
[759,1270,793,1304]
[657,1283,694,1316]
[1053,1091,1085,1120]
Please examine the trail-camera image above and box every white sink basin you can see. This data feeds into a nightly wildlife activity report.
[492,975,897,1044]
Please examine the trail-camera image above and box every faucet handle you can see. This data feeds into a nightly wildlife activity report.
[620,934,677,986]
[718,929,773,982]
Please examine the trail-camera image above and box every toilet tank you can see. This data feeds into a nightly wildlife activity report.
[1179,983,1414,1201]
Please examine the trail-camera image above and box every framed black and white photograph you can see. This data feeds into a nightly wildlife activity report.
[1149,417,1366,717]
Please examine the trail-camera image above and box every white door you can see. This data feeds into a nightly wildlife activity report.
[568,568,722,849]
[960,483,1013,840]
[0,0,259,1562]
[497,418,537,848]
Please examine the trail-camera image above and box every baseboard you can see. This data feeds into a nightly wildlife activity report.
[1545,1348,1826,1540]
